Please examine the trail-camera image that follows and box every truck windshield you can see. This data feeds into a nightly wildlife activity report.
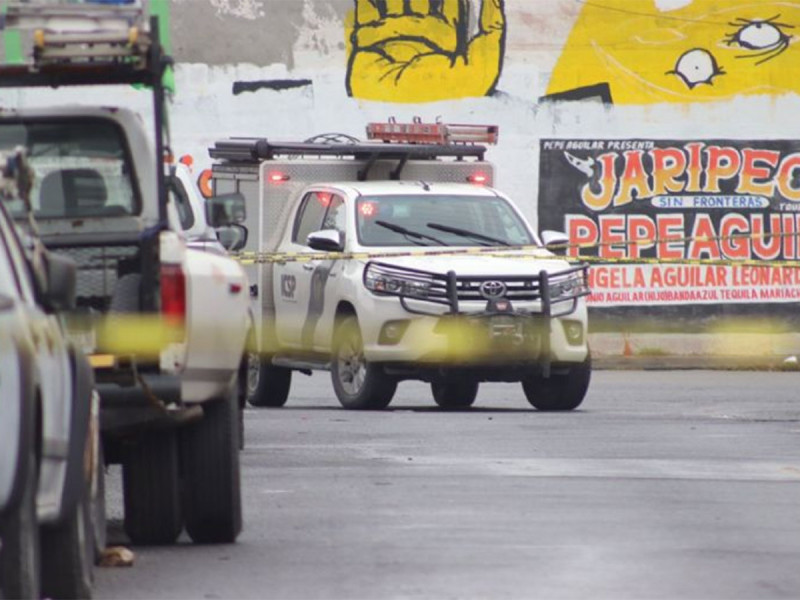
[356,194,535,247]
[0,119,139,218]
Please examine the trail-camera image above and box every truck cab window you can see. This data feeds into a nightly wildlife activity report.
[292,191,329,245]
[167,176,195,231]
[321,195,346,234]
[0,118,140,218]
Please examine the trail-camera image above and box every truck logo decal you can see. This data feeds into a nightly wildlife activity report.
[480,280,507,299]
[281,274,297,300]
[301,261,337,349]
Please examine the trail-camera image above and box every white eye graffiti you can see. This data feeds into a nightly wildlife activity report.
[725,15,793,65]
[667,48,725,89]
[738,22,782,48]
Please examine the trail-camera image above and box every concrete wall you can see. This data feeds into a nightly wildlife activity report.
[7,0,799,226]
[5,1,800,322]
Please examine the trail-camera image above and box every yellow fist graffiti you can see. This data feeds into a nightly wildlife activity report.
[346,0,506,103]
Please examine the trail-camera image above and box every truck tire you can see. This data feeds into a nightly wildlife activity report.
[522,354,592,411]
[431,378,479,409]
[180,385,242,544]
[0,443,40,600]
[331,316,396,410]
[247,356,292,408]
[40,487,93,600]
[122,431,183,545]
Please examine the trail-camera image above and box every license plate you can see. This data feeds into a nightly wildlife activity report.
[490,318,522,339]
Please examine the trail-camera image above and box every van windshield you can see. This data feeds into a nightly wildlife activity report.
[0,118,139,218]
[356,194,535,247]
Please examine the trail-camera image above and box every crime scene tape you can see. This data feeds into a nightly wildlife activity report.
[231,230,800,268]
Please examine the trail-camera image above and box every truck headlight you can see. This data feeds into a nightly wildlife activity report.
[549,272,588,299]
[364,264,432,299]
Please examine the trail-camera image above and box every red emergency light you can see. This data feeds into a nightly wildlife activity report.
[268,171,290,183]
[359,201,377,218]
[467,172,489,185]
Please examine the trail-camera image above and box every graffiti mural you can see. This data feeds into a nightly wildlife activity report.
[345,0,506,103]
[545,0,800,104]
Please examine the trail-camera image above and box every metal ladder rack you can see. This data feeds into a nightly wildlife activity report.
[208,138,490,181]
[0,2,166,88]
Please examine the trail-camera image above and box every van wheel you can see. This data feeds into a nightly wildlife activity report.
[181,384,242,544]
[331,316,396,410]
[0,442,40,600]
[431,378,478,409]
[522,354,592,411]
[122,430,183,545]
[247,355,292,407]
[40,486,93,600]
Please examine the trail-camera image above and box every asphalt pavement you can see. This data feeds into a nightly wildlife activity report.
[95,370,800,599]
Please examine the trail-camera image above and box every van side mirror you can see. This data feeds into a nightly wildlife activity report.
[307,229,344,252]
[43,251,77,311]
[206,192,246,227]
[216,224,248,252]
[540,230,570,255]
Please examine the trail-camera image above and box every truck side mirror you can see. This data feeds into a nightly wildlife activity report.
[307,229,344,252]
[43,250,77,311]
[216,224,248,252]
[540,230,570,255]
[206,192,246,227]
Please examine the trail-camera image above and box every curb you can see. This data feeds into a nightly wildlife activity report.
[594,355,800,371]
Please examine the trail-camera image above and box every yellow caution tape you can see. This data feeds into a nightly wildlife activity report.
[230,229,800,269]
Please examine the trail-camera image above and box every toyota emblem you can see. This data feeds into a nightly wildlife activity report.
[479,280,507,299]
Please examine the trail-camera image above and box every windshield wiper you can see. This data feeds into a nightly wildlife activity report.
[375,220,447,246]
[426,222,510,246]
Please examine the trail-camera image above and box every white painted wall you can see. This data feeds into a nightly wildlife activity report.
[2,0,798,232]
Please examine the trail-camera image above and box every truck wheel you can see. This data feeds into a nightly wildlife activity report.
[40,486,93,600]
[247,355,292,408]
[122,431,183,545]
[522,354,592,411]
[431,378,479,408]
[180,385,242,544]
[331,316,396,410]
[0,443,40,600]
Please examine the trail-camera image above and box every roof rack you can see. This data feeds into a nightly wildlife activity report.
[209,138,488,162]
[208,138,489,181]
[0,2,169,89]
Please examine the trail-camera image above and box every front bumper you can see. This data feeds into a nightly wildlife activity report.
[359,261,590,369]
[364,309,588,367]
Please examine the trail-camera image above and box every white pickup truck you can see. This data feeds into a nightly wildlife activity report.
[210,133,591,411]
[0,150,103,599]
[0,4,250,545]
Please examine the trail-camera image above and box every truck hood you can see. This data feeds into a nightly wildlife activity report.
[364,250,577,277]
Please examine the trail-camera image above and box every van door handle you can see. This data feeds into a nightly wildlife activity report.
[302,264,315,271]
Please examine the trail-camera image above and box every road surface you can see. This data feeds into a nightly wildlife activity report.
[96,370,800,599]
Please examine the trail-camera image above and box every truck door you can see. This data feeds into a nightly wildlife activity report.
[274,191,344,350]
